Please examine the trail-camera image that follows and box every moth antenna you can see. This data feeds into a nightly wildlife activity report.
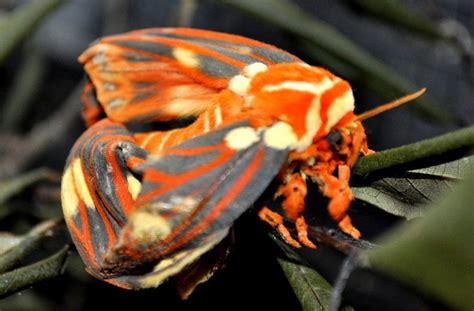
[354,88,426,122]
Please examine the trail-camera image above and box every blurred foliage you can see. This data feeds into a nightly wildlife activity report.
[218,0,463,125]
[0,0,472,310]
[0,168,57,205]
[0,0,65,65]
[347,0,445,39]
[369,172,474,310]
[0,47,46,132]
[344,0,473,57]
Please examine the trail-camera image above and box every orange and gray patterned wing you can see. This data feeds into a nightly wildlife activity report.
[104,120,289,288]
[79,27,301,125]
[61,119,148,283]
[63,118,289,289]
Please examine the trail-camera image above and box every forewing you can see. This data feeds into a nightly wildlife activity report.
[104,120,289,279]
[79,27,301,124]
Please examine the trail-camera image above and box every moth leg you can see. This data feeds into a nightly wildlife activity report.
[295,215,316,249]
[314,164,361,239]
[258,206,301,248]
[275,174,316,249]
[362,148,376,156]
[340,121,374,165]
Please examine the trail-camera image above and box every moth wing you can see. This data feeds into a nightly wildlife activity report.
[103,120,289,288]
[79,27,301,124]
[80,81,103,126]
[61,119,148,277]
[105,228,230,289]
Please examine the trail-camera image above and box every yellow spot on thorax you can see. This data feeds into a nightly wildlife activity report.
[224,127,260,150]
[324,89,354,133]
[263,122,298,150]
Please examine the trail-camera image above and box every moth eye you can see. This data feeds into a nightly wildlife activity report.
[327,130,342,148]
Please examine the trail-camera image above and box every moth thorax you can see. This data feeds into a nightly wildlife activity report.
[231,63,356,151]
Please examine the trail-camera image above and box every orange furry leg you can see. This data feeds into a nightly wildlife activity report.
[338,215,361,240]
[277,174,318,248]
[258,206,301,248]
[316,165,361,240]
[295,216,316,249]
[276,174,307,220]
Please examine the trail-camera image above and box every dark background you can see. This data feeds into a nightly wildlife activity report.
[0,0,472,309]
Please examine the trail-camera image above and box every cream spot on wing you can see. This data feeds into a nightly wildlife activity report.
[237,46,252,54]
[242,62,268,77]
[263,122,298,150]
[71,158,95,210]
[139,132,159,149]
[172,47,199,68]
[91,46,107,65]
[103,82,116,91]
[157,131,173,152]
[228,75,250,96]
[214,104,222,127]
[61,165,79,220]
[127,174,141,200]
[129,209,171,242]
[224,127,260,150]
[203,110,210,132]
[108,98,125,109]
[324,89,354,133]
[163,98,209,118]
[168,196,197,213]
[263,78,334,95]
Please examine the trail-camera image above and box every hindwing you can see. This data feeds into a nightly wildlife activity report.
[79,27,302,124]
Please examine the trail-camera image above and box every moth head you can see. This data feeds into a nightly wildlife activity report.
[232,63,355,151]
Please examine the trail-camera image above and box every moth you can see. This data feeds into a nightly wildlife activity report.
[61,28,424,290]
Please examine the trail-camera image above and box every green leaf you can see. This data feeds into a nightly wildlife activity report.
[0,245,69,298]
[368,172,474,310]
[352,156,474,219]
[408,155,474,179]
[0,234,23,256]
[278,258,352,311]
[0,168,56,205]
[0,219,61,274]
[218,0,460,125]
[353,125,474,176]
[0,47,46,132]
[0,0,65,65]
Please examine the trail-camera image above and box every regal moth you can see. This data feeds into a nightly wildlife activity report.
[61,28,423,290]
